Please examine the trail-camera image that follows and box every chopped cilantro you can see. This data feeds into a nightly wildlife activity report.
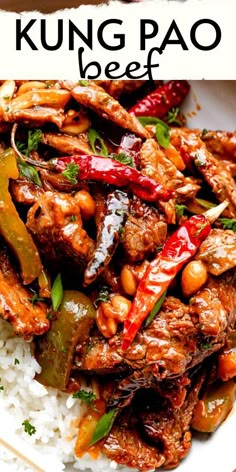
[166,107,182,126]
[17,129,42,157]
[22,420,36,436]
[71,215,76,222]
[28,293,46,305]
[73,389,97,407]
[96,287,110,304]
[17,159,42,188]
[14,358,20,365]
[111,152,134,167]
[175,204,187,218]
[62,163,79,185]
[218,218,236,232]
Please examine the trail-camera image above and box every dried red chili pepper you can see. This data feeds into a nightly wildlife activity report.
[51,154,174,203]
[129,81,190,118]
[122,202,229,351]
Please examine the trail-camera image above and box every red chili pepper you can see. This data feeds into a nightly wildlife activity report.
[122,213,211,351]
[52,154,174,203]
[129,81,190,118]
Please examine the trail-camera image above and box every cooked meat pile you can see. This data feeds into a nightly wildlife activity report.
[0,79,235,471]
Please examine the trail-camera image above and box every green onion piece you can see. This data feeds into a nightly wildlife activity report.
[145,290,167,327]
[88,128,108,156]
[137,117,170,149]
[51,273,63,311]
[195,199,216,210]
[90,408,118,446]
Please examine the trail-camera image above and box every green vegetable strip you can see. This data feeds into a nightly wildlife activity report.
[51,273,63,311]
[0,148,42,284]
[90,408,118,446]
[145,290,167,327]
[88,128,108,156]
[138,116,170,149]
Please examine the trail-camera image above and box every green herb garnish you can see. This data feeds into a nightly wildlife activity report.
[138,116,170,149]
[194,152,206,167]
[73,389,97,407]
[62,163,79,185]
[0,386,4,391]
[88,128,108,156]
[22,420,36,436]
[28,293,46,305]
[17,159,42,188]
[218,218,236,232]
[14,358,20,365]
[200,128,208,138]
[79,80,90,86]
[51,273,63,311]
[17,129,42,157]
[96,287,110,304]
[145,290,167,327]
[175,204,187,218]
[71,215,76,222]
[111,152,134,167]
[202,342,211,350]
[90,408,118,446]
[166,107,182,126]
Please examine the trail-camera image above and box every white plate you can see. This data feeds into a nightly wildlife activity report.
[67,80,236,472]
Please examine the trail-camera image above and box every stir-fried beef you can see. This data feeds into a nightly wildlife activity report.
[196,229,236,276]
[123,197,167,262]
[26,191,94,272]
[11,177,44,205]
[171,129,236,218]
[103,373,204,470]
[61,81,150,139]
[78,272,236,404]
[202,130,236,161]
[41,132,93,156]
[0,246,49,337]
[139,138,200,223]
[95,80,146,99]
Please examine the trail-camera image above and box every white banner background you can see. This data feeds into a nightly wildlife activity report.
[0,0,235,79]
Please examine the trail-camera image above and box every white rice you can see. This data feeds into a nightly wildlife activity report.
[0,318,130,472]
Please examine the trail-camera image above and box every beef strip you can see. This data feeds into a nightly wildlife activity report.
[122,196,167,262]
[0,246,49,338]
[171,129,236,218]
[26,191,94,273]
[95,80,146,99]
[11,177,44,206]
[140,139,200,223]
[41,132,93,156]
[196,228,236,276]
[61,81,150,139]
[202,130,236,162]
[78,271,236,408]
[103,372,204,470]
